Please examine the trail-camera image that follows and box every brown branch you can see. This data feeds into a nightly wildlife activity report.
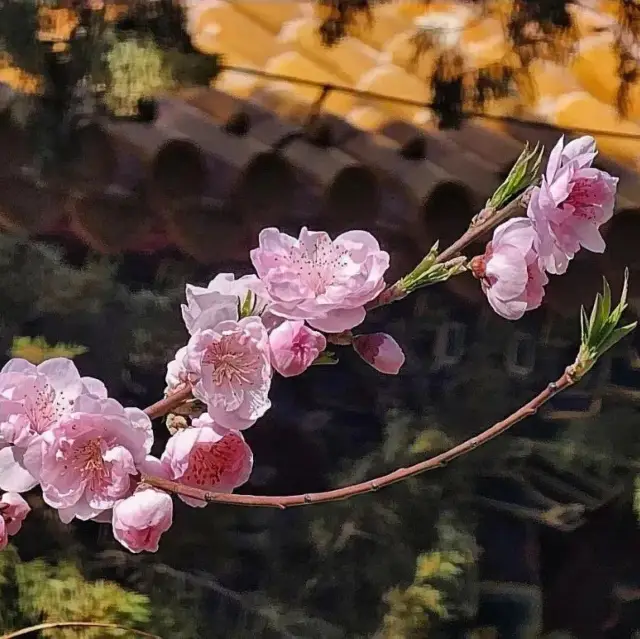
[142,191,534,423]
[365,188,532,311]
[0,622,161,639]
[142,369,574,509]
[144,386,192,420]
[436,188,531,264]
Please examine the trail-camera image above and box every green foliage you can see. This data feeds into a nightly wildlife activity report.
[577,270,637,378]
[380,512,478,638]
[105,34,174,116]
[486,142,543,212]
[634,475,640,523]
[9,335,88,364]
[398,242,467,295]
[0,546,150,637]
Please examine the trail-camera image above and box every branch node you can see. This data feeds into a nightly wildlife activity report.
[304,494,312,503]
[548,381,558,391]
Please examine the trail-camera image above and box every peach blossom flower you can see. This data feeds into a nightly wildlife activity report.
[352,333,405,375]
[165,346,199,395]
[186,317,272,430]
[268,320,326,377]
[0,491,30,549]
[22,395,153,523]
[112,487,173,553]
[181,273,268,335]
[528,135,618,275]
[471,218,548,320]
[160,415,253,508]
[0,358,106,493]
[250,227,389,333]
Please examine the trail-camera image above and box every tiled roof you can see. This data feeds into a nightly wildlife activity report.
[1,0,640,269]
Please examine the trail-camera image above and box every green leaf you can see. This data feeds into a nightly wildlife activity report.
[576,271,637,378]
[588,292,604,339]
[580,306,589,343]
[610,267,630,326]
[239,290,255,318]
[313,351,339,366]
[595,322,637,358]
[487,142,544,210]
[601,276,612,320]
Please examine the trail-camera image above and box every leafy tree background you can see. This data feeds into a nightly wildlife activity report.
[0,1,639,637]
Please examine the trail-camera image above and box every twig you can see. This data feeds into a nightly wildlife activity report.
[365,188,532,311]
[144,387,192,420]
[142,191,533,422]
[142,370,573,509]
[0,622,161,639]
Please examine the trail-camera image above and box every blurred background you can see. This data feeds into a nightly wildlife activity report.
[1,1,640,637]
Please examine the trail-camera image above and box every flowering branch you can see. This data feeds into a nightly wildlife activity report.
[142,370,573,509]
[365,186,534,311]
[0,134,630,554]
[141,264,634,510]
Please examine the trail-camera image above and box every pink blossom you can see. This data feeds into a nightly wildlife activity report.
[22,395,154,523]
[112,487,173,553]
[181,273,269,335]
[0,358,107,493]
[160,417,253,508]
[528,135,618,275]
[165,346,199,395]
[268,320,326,377]
[250,227,390,333]
[0,492,30,535]
[352,333,406,375]
[471,218,548,320]
[186,317,272,430]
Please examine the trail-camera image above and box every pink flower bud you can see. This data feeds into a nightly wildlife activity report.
[268,320,327,378]
[473,218,548,320]
[0,492,30,549]
[352,333,405,375]
[112,488,173,554]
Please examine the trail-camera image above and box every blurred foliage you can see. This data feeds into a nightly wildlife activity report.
[9,335,87,363]
[379,512,477,638]
[0,545,150,637]
[104,34,174,116]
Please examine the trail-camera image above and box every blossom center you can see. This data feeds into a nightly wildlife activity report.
[183,434,244,488]
[288,240,350,295]
[564,177,602,220]
[27,382,72,434]
[69,438,108,490]
[203,335,260,387]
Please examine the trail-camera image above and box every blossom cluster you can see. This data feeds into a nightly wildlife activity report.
[471,136,618,320]
[0,135,619,553]
[0,229,405,552]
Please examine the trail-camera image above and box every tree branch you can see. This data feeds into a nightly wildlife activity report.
[144,386,192,420]
[0,622,160,639]
[142,369,574,509]
[142,190,534,423]
[365,188,532,310]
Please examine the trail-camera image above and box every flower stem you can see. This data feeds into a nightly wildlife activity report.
[365,187,532,311]
[142,369,573,508]
[144,386,192,420]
